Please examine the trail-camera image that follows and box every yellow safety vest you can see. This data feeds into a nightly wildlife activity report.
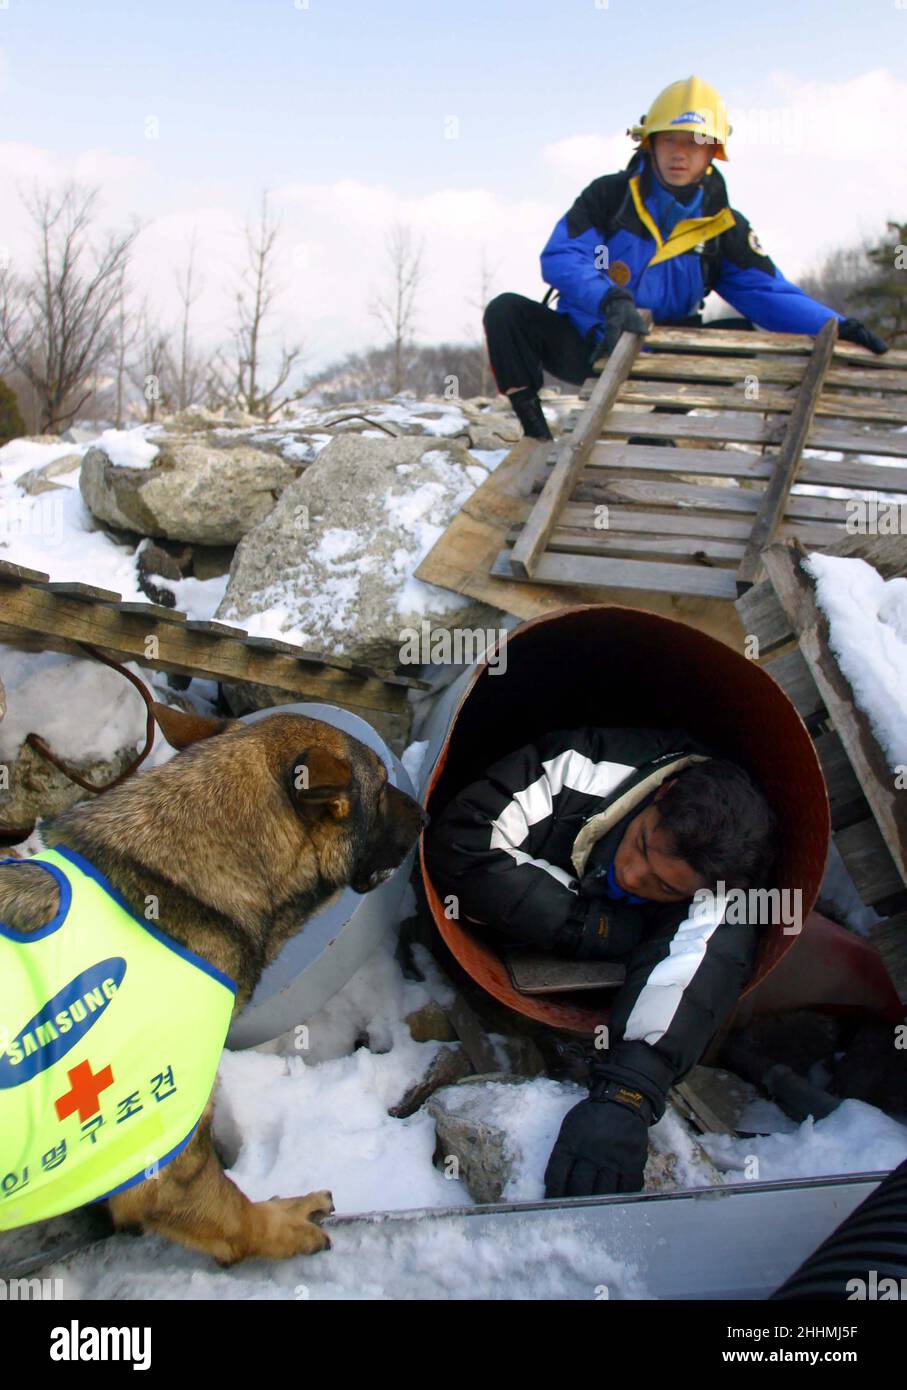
[0,845,236,1230]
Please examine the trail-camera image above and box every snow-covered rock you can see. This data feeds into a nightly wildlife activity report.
[79,433,304,544]
[215,433,504,669]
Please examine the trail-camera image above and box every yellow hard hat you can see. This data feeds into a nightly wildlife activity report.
[629,76,732,161]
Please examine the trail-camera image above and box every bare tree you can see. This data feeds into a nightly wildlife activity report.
[128,303,176,423]
[175,229,208,410]
[110,267,143,428]
[0,183,140,433]
[466,249,498,398]
[371,222,424,394]
[210,192,303,420]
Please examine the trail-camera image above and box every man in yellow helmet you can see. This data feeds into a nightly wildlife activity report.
[484,76,888,440]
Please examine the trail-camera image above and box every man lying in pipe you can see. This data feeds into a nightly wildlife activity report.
[425,727,779,1198]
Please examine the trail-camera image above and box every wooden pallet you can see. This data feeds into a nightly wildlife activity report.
[0,558,426,750]
[484,322,907,602]
[736,536,907,1001]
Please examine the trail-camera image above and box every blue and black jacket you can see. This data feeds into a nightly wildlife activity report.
[541,151,843,350]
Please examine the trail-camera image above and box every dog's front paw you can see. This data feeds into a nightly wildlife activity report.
[263,1190,335,1257]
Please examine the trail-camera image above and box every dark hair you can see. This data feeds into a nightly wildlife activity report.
[655,759,779,891]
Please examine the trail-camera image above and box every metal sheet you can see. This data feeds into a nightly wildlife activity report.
[316,1174,883,1300]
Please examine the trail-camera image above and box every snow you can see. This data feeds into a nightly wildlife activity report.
[804,551,907,771]
[702,1100,907,1181]
[94,428,160,470]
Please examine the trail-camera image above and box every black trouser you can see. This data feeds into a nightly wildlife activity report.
[483,290,753,396]
[483,292,595,395]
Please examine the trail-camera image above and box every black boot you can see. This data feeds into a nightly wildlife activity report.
[508,387,553,441]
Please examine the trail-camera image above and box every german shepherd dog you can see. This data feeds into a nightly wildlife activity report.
[0,705,426,1263]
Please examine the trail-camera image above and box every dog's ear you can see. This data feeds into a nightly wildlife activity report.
[288,747,353,821]
[152,702,243,750]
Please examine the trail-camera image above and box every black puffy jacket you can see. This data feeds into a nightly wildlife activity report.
[426,726,761,1103]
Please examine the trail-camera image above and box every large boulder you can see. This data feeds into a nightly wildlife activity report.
[79,433,304,544]
[215,433,505,670]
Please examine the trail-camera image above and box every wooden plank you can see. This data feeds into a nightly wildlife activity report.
[761,541,907,887]
[760,646,825,722]
[735,579,793,652]
[581,441,907,492]
[638,325,907,369]
[597,407,907,458]
[559,476,852,525]
[509,524,745,565]
[868,912,907,1004]
[116,600,188,623]
[46,581,123,605]
[492,548,739,599]
[814,728,867,829]
[619,353,907,393]
[509,311,651,577]
[738,318,839,590]
[557,503,844,548]
[835,819,905,906]
[617,378,907,425]
[0,582,414,716]
[0,559,51,585]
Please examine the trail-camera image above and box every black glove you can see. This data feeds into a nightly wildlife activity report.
[544,1083,654,1197]
[838,318,888,355]
[544,1039,673,1199]
[569,893,644,960]
[593,288,650,358]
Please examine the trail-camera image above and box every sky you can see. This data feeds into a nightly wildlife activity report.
[0,0,905,380]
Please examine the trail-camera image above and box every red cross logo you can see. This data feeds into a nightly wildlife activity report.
[54,1059,115,1123]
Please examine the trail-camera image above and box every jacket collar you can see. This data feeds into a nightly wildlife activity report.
[570,752,709,878]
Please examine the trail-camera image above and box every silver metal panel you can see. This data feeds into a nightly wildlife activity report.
[316,1174,884,1300]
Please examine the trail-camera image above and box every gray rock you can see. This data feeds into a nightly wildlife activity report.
[16,453,83,495]
[215,433,505,668]
[389,1045,473,1119]
[79,436,303,544]
[428,1078,529,1202]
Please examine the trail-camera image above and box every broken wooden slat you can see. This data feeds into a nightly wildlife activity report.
[509,314,651,578]
[761,540,907,888]
[737,318,839,591]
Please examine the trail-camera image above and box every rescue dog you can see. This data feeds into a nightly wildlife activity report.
[0,705,426,1263]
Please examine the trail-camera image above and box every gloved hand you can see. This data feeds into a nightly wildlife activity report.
[838,318,889,355]
[570,894,644,960]
[593,288,650,357]
[544,1083,654,1197]
[545,1039,673,1199]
